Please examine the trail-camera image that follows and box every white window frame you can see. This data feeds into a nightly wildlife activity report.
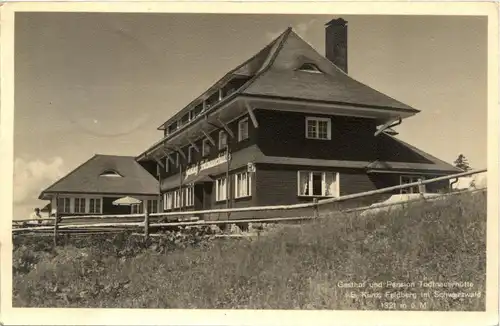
[400,175,426,194]
[88,197,102,214]
[238,117,249,142]
[234,171,252,199]
[57,197,71,214]
[216,177,228,202]
[173,190,181,209]
[218,130,228,150]
[297,171,340,197]
[74,197,87,214]
[131,203,144,214]
[202,138,211,157]
[164,192,173,210]
[305,117,331,140]
[184,186,194,207]
[147,199,159,214]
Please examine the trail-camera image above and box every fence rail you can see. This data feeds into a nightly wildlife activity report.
[12,169,487,245]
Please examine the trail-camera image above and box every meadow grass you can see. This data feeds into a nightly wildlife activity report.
[12,190,486,310]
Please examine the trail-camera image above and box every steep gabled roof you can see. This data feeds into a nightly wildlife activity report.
[242,30,419,112]
[39,155,159,199]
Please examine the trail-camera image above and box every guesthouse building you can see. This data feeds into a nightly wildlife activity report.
[134,19,461,220]
[40,18,461,219]
[38,155,160,216]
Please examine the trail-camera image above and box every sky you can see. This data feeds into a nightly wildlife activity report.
[13,13,487,219]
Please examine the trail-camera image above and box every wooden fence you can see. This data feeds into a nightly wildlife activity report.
[12,169,487,246]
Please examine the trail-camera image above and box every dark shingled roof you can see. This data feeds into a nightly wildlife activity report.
[367,134,462,174]
[241,29,419,112]
[39,155,159,199]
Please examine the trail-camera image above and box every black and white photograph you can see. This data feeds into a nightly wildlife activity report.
[0,2,498,325]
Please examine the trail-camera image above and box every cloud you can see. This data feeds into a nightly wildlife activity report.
[295,19,317,37]
[265,19,318,42]
[14,156,65,204]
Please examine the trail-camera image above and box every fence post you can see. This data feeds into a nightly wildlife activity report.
[313,198,319,218]
[144,207,150,241]
[53,207,59,247]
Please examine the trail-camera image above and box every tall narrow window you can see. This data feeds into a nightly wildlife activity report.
[147,199,158,214]
[298,171,339,197]
[202,138,212,157]
[89,198,101,214]
[216,177,227,201]
[74,198,86,214]
[131,203,144,214]
[219,130,228,150]
[184,186,194,207]
[234,172,252,198]
[306,117,331,140]
[188,146,195,164]
[165,158,170,173]
[176,152,180,168]
[165,192,173,210]
[238,118,249,142]
[57,198,71,214]
[173,190,181,209]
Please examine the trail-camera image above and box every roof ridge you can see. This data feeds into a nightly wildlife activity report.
[235,27,294,94]
[94,154,135,158]
[38,154,98,199]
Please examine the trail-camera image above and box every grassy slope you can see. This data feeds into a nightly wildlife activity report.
[13,190,486,310]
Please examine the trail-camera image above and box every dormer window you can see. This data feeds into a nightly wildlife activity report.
[100,170,122,177]
[297,63,322,74]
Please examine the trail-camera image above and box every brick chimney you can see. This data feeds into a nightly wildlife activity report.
[325,18,348,74]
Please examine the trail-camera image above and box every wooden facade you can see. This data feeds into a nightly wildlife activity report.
[134,21,461,220]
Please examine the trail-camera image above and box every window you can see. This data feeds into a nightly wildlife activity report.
[165,158,170,173]
[74,198,86,214]
[234,172,252,198]
[202,138,212,157]
[173,190,182,209]
[188,146,195,164]
[219,130,228,150]
[147,199,158,214]
[99,170,122,177]
[184,186,194,207]
[165,192,173,210]
[298,63,322,73]
[216,177,227,201]
[57,198,71,214]
[89,198,101,214]
[306,117,331,140]
[298,171,339,197]
[238,118,249,142]
[131,203,144,214]
[176,152,180,168]
[400,175,425,194]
